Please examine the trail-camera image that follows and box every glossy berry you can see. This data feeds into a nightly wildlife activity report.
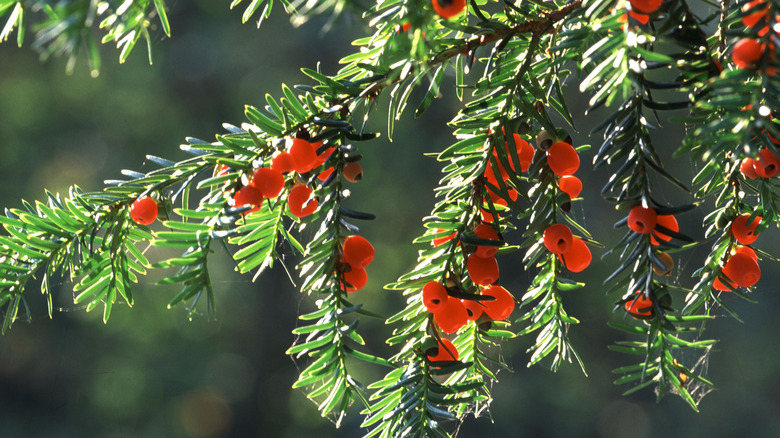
[652,251,674,276]
[434,296,469,334]
[732,38,762,69]
[732,213,762,245]
[234,185,264,210]
[547,142,580,176]
[427,338,459,362]
[130,196,158,225]
[288,184,318,218]
[343,162,363,183]
[624,291,653,317]
[558,175,583,199]
[742,0,769,29]
[627,206,657,234]
[752,149,780,178]
[712,275,736,292]
[498,134,534,173]
[271,151,295,173]
[317,167,335,182]
[650,214,678,245]
[431,0,466,19]
[342,235,375,268]
[313,145,334,168]
[543,224,573,254]
[734,244,758,262]
[289,138,317,173]
[341,266,367,292]
[481,286,515,320]
[461,299,484,321]
[250,167,285,199]
[422,281,449,312]
[561,237,591,273]
[473,223,500,258]
[629,0,663,14]
[722,249,761,288]
[466,254,499,285]
[740,157,759,179]
[432,229,457,247]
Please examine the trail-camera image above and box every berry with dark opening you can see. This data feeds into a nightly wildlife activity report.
[473,223,500,258]
[289,138,317,173]
[629,0,663,14]
[288,184,318,218]
[466,254,499,285]
[427,338,459,362]
[343,162,363,183]
[431,0,466,19]
[627,205,657,234]
[547,141,580,176]
[250,167,285,199]
[340,265,367,292]
[732,213,762,245]
[740,157,759,179]
[422,281,449,312]
[558,175,583,199]
[342,235,375,268]
[461,299,484,321]
[271,151,295,174]
[561,237,592,272]
[624,291,653,317]
[481,286,515,320]
[543,224,573,254]
[651,214,678,245]
[434,297,469,334]
[130,196,158,225]
[752,148,780,178]
[732,38,762,69]
[234,185,264,212]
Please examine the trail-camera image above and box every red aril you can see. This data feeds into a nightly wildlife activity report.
[651,214,678,245]
[461,299,484,321]
[130,196,158,225]
[289,138,317,173]
[466,254,499,285]
[547,142,580,176]
[561,237,591,272]
[422,281,449,312]
[427,338,459,362]
[558,175,583,199]
[752,149,780,178]
[434,297,469,334]
[740,157,758,179]
[473,223,500,258]
[481,286,515,320]
[271,151,295,173]
[288,184,318,218]
[732,213,762,245]
[732,38,762,69]
[627,206,657,234]
[250,167,285,198]
[340,266,367,292]
[342,235,375,268]
[543,224,573,254]
[431,0,466,19]
[624,291,653,317]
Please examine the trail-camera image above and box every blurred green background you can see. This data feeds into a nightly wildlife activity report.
[1,2,779,437]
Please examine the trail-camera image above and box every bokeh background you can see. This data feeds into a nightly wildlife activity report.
[1,2,779,437]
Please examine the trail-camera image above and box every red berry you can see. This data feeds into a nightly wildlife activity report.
[343,162,363,183]
[342,235,375,268]
[427,338,459,362]
[561,237,591,273]
[558,175,583,199]
[398,22,412,33]
[740,157,759,179]
[496,134,534,173]
[473,223,500,258]
[431,0,466,19]
[434,297,469,334]
[314,145,334,168]
[317,167,335,182]
[289,138,317,173]
[732,38,762,69]
[713,275,736,292]
[650,214,678,245]
[547,142,580,176]
[742,0,769,29]
[722,250,761,288]
[732,213,762,245]
[627,206,657,234]
[250,167,285,199]
[234,185,264,211]
[432,228,457,247]
[288,184,318,218]
[543,224,573,254]
[734,245,758,262]
[422,281,449,313]
[481,286,515,320]
[461,299,484,321]
[752,149,780,178]
[130,196,158,225]
[624,291,653,317]
[271,151,295,173]
[341,265,368,292]
[629,0,663,14]
[466,253,499,285]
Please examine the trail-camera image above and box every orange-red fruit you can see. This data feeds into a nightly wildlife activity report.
[498,134,534,173]
[740,157,759,179]
[742,0,769,29]
[427,338,459,362]
[752,149,780,178]
[558,175,583,199]
[431,0,466,19]
[481,286,515,320]
[288,184,318,218]
[314,145,334,168]
[466,254,499,285]
[547,142,580,176]
[734,245,758,262]
[341,266,367,292]
[422,281,449,312]
[130,196,158,225]
[629,0,663,14]
[317,167,335,182]
[250,167,285,199]
[543,224,573,254]
[653,251,674,276]
[344,162,363,183]
[342,235,375,268]
[234,185,264,209]
[561,237,592,273]
[432,228,457,247]
[651,214,678,245]
[732,38,762,69]
[627,206,657,234]
[289,138,317,173]
[473,223,500,258]
[624,291,653,317]
[461,299,484,321]
[271,151,295,174]
[713,275,736,292]
[434,297,469,334]
[723,248,761,288]
[732,213,762,245]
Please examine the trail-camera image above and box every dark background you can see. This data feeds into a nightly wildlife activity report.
[1,1,779,437]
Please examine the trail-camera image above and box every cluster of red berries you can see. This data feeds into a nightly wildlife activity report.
[339,235,375,292]
[481,130,534,222]
[542,223,592,272]
[714,212,763,291]
[130,196,158,225]
[732,0,778,74]
[740,148,780,179]
[547,140,583,201]
[422,281,515,336]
